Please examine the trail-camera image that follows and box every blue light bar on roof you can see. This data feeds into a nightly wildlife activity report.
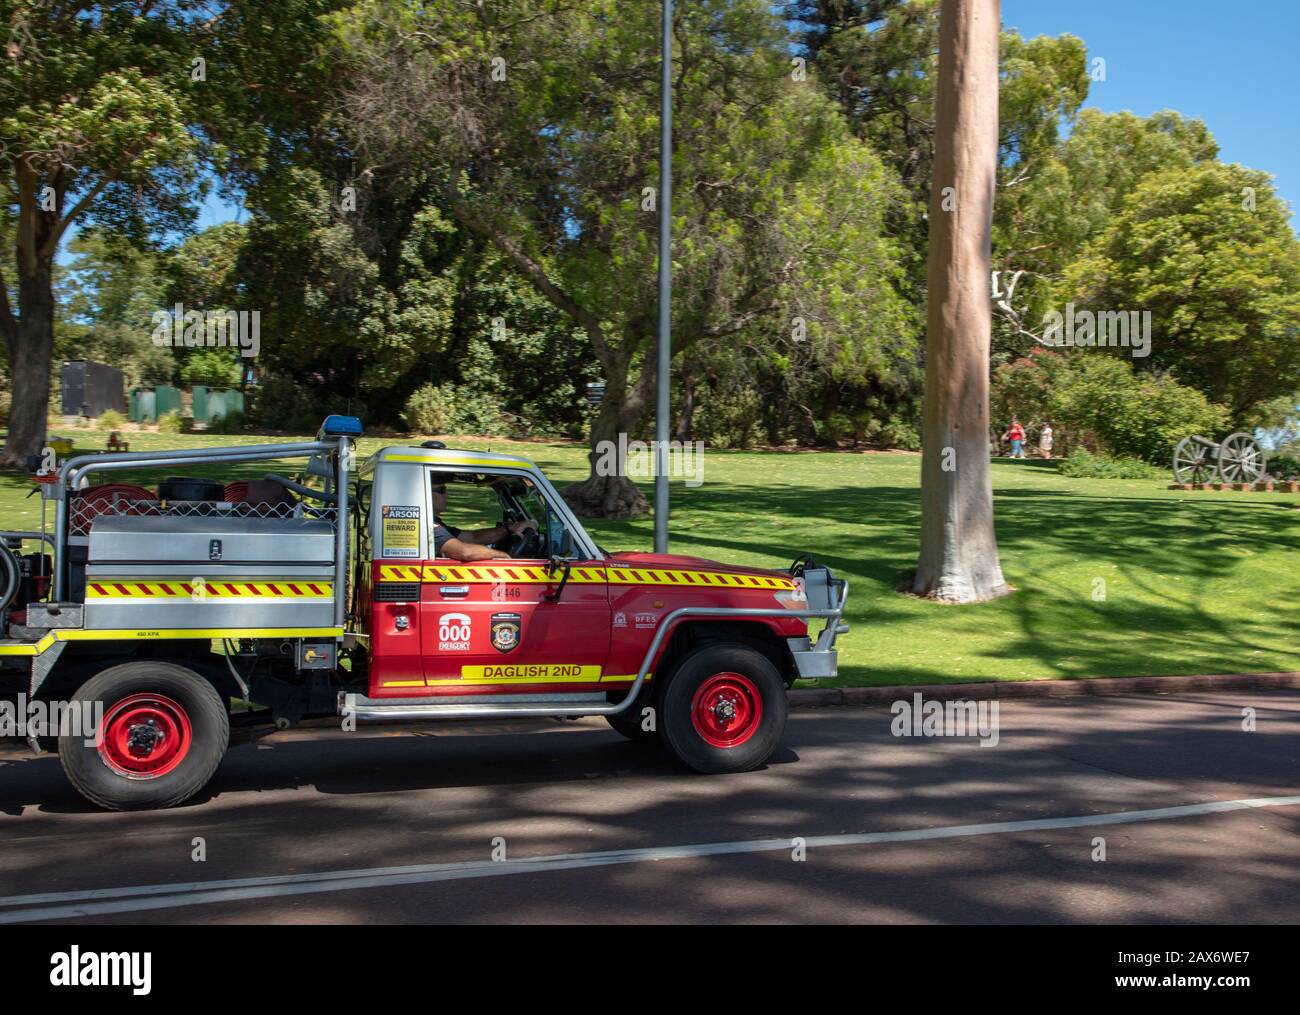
[320,414,363,438]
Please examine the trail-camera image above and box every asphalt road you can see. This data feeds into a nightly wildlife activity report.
[1,691,1297,924]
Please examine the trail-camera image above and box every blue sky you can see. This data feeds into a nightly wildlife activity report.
[175,0,1300,235]
[1002,0,1298,223]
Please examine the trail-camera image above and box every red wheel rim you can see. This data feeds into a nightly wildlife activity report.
[690,672,763,748]
[97,693,193,779]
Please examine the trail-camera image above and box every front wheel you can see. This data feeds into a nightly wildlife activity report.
[603,688,660,744]
[659,643,787,774]
[59,661,229,811]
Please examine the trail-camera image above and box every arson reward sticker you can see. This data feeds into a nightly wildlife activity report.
[381,504,421,558]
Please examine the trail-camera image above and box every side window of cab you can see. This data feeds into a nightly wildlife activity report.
[509,477,578,559]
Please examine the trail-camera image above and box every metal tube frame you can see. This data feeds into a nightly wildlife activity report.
[53,440,339,602]
[653,0,673,554]
[333,437,350,628]
[345,580,849,722]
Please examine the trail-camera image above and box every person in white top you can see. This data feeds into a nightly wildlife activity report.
[1038,423,1054,460]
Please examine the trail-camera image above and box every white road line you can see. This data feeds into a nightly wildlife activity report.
[2,794,1298,923]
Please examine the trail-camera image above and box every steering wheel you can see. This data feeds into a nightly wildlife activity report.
[500,526,544,559]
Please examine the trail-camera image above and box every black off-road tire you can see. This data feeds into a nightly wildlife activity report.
[604,708,659,743]
[603,688,661,744]
[659,642,787,774]
[59,661,229,811]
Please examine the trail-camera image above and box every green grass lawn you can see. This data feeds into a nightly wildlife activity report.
[5,426,1299,686]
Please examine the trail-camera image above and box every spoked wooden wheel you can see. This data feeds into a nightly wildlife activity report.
[1217,432,1266,484]
[1173,436,1218,484]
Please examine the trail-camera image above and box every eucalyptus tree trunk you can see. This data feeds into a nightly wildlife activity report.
[911,0,1008,602]
[1,271,55,467]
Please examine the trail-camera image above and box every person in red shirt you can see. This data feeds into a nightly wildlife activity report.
[1001,419,1026,459]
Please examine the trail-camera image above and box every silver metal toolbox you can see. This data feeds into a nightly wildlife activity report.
[84,516,336,630]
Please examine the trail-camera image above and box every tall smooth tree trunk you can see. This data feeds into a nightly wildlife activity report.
[1,267,55,468]
[911,0,1008,602]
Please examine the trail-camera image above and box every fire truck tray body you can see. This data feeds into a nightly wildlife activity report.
[84,516,337,630]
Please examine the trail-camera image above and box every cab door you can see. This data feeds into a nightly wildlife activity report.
[418,480,610,692]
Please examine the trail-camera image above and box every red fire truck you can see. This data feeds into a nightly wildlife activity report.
[0,417,847,810]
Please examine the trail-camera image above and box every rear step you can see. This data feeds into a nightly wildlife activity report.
[341,691,615,722]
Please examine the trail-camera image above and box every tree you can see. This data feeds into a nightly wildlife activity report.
[912,0,1007,602]
[328,0,914,516]
[992,109,1220,363]
[0,1,210,464]
[1063,162,1300,419]
[56,229,176,390]
[791,1,1089,430]
[992,350,1230,463]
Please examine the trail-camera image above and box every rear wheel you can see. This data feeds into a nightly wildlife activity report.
[59,661,229,811]
[659,643,787,774]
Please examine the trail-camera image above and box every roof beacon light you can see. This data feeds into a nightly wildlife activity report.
[320,415,363,439]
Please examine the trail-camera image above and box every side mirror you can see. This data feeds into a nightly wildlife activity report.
[544,556,571,602]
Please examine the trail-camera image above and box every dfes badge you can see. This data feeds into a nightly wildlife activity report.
[490,612,521,653]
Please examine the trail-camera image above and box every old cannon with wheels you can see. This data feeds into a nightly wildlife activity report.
[1172,433,1267,485]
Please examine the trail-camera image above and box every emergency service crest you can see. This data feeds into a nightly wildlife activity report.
[490,612,521,653]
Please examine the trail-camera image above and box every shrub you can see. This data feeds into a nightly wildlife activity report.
[1267,453,1300,481]
[694,388,762,449]
[180,349,242,389]
[208,410,247,435]
[450,387,507,436]
[247,375,323,434]
[1059,449,1165,480]
[402,383,454,434]
[880,418,921,451]
[96,409,127,431]
[402,383,506,436]
[994,352,1231,465]
[156,410,184,434]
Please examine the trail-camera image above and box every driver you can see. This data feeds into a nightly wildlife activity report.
[431,480,537,561]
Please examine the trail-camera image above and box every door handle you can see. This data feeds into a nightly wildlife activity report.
[439,585,470,597]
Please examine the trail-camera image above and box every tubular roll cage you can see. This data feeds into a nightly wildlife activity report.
[51,437,352,629]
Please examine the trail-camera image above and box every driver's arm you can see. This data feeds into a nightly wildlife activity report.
[440,537,509,561]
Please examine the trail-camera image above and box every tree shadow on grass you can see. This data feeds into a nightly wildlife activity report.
[589,479,1300,684]
[66,456,1300,686]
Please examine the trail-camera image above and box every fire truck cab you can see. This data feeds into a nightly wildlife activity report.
[0,418,847,810]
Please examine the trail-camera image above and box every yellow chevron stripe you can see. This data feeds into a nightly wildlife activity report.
[376,565,423,582]
[374,563,795,589]
[85,580,334,599]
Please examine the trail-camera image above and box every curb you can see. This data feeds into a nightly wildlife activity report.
[788,671,1300,708]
